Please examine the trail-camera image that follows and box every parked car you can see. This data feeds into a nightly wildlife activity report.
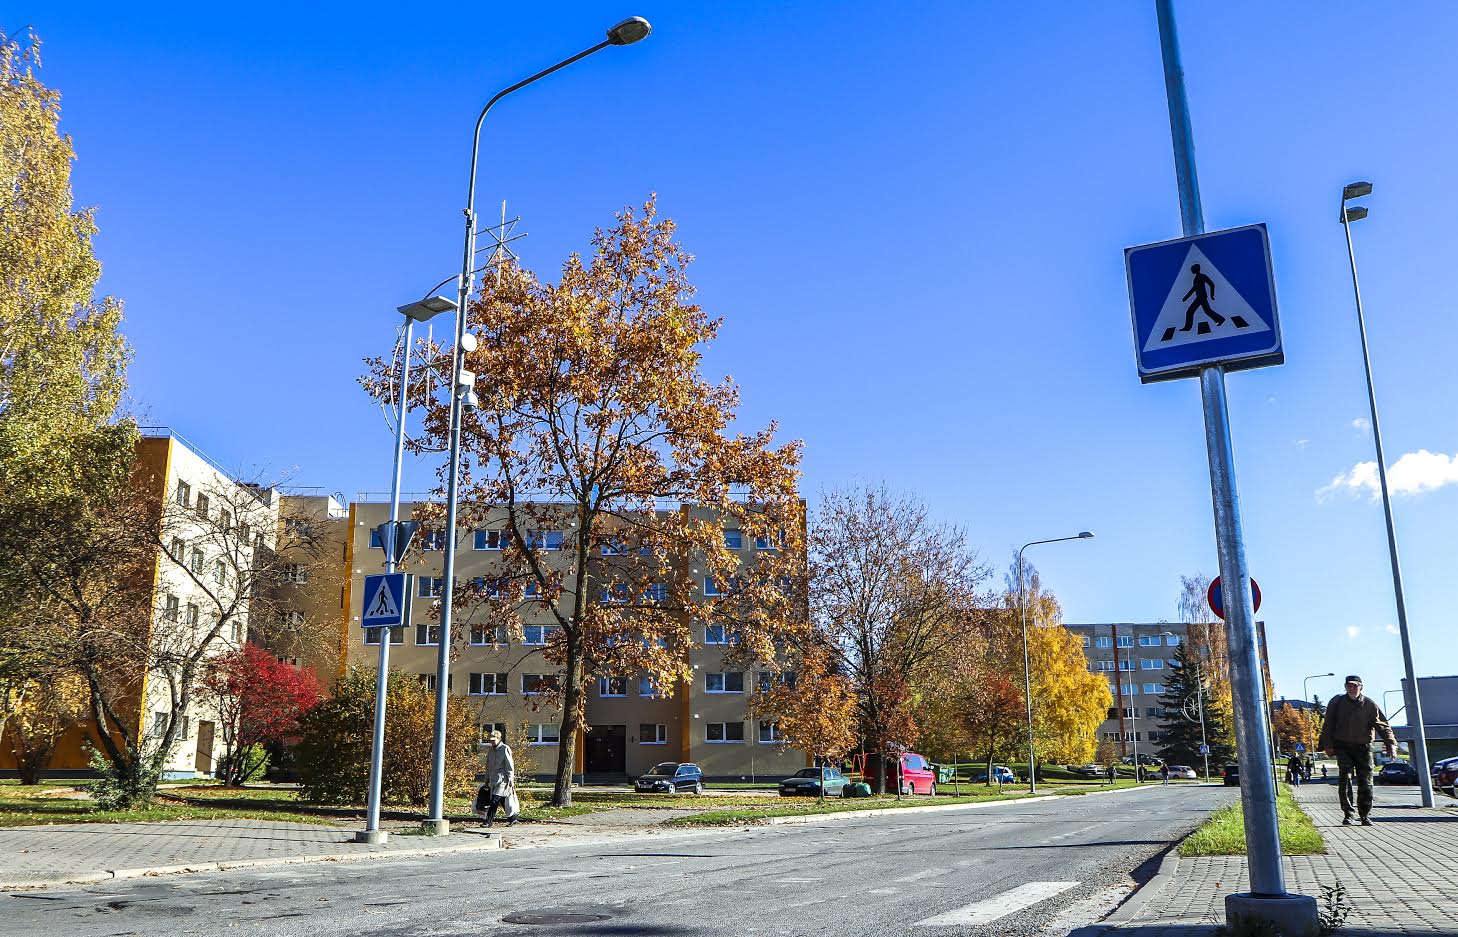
[852,751,938,795]
[1430,755,1458,778]
[634,762,704,794]
[779,767,850,797]
[1122,753,1164,766]
[1222,763,1241,787]
[1069,763,1104,778]
[1435,761,1458,796]
[1377,761,1419,785]
[972,766,1016,784]
[1156,765,1198,780]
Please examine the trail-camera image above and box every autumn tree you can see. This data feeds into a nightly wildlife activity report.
[1000,555,1110,772]
[1271,702,1318,756]
[809,483,990,792]
[751,647,857,801]
[198,643,322,786]
[2,669,89,784]
[364,198,805,807]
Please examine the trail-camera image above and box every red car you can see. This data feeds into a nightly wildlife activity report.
[853,751,939,795]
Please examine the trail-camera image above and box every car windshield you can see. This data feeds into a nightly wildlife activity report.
[648,763,679,776]
[792,769,824,778]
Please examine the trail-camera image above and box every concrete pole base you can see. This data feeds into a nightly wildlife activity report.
[421,819,451,836]
[354,829,388,845]
[1225,892,1319,937]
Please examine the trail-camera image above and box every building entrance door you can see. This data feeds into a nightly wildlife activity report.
[584,725,626,774]
[194,720,215,776]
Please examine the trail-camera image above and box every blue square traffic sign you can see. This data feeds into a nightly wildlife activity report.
[1125,223,1283,383]
[361,572,405,628]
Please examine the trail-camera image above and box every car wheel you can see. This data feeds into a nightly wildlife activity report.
[900,780,910,796]
[694,781,704,795]
[929,782,937,796]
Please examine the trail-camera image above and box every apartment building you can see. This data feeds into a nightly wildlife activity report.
[1065,620,1270,761]
[341,498,808,781]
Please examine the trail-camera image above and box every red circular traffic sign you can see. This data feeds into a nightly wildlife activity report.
[1207,576,1261,620]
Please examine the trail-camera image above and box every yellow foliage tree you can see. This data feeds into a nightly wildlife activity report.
[3,671,89,784]
[751,648,858,801]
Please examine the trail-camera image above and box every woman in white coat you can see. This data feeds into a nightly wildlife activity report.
[479,730,518,827]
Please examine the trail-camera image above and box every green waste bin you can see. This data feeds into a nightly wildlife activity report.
[845,782,872,798]
[934,763,955,784]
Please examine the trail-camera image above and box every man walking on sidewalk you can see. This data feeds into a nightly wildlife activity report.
[1318,675,1397,826]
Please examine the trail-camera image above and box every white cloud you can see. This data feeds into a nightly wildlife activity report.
[1352,417,1371,431]
[1385,624,1399,635]
[1317,449,1458,501]
[1294,439,1310,449]
[1346,626,1361,639]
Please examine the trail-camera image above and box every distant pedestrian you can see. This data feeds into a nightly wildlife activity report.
[476,730,519,828]
[1321,764,1328,781]
[1318,675,1397,826]
[1287,754,1303,787]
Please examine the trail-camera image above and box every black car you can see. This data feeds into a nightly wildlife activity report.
[1222,763,1240,787]
[1377,761,1419,785]
[635,762,704,794]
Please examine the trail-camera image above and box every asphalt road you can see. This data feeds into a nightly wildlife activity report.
[1,784,1232,937]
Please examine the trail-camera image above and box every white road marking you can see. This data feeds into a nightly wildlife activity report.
[914,881,1081,927]
[895,867,949,884]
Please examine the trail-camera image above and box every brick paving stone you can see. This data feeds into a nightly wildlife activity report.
[1106,782,1458,936]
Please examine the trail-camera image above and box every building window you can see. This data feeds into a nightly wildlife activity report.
[638,675,658,698]
[640,723,667,744]
[1144,682,1164,695]
[1118,659,1133,671]
[418,576,444,598]
[164,594,180,622]
[415,624,441,646]
[1081,635,1091,648]
[705,671,745,694]
[601,538,626,556]
[1140,658,1164,670]
[1138,635,1160,647]
[219,508,232,531]
[644,582,668,604]
[185,603,199,626]
[175,482,191,508]
[600,583,630,604]
[418,673,452,692]
[527,530,564,551]
[757,671,796,692]
[1116,635,1133,648]
[189,548,204,574]
[522,674,549,696]
[758,721,781,743]
[281,563,309,584]
[473,530,506,551]
[702,577,722,597]
[723,529,743,550]
[1122,707,1137,718]
[1095,636,1112,649]
[1096,660,1116,672]
[527,724,560,745]
[1120,683,1137,696]
[369,527,384,549]
[421,528,446,551]
[598,676,628,698]
[364,625,405,645]
[239,523,250,546]
[195,493,210,519]
[523,624,561,646]
[1166,634,1181,646]
[469,673,508,696]
[213,559,229,585]
[1146,706,1160,718]
[706,722,745,743]
[754,531,784,551]
[705,624,735,645]
[470,624,507,646]
[170,538,186,562]
[478,722,507,745]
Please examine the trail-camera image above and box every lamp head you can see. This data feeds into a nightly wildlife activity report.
[1342,181,1373,201]
[398,295,458,322]
[607,16,652,45]
[1341,206,1368,223]
[1078,531,1095,539]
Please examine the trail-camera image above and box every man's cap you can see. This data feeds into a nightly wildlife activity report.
[1345,675,1363,685]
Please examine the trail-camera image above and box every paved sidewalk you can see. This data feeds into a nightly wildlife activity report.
[0,818,502,889]
[1102,783,1458,935]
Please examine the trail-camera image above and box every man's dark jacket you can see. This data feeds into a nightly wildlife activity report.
[1317,693,1397,750]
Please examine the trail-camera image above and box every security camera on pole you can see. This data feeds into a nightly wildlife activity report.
[1120,2,1318,932]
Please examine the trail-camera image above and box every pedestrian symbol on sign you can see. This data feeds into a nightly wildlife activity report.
[361,572,405,629]
[1144,245,1270,351]
[366,581,398,620]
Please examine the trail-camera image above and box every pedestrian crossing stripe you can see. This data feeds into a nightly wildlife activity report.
[1141,244,1272,353]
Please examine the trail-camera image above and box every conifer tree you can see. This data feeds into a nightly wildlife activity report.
[1157,642,1233,767]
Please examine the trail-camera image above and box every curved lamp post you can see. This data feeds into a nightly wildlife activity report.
[1017,531,1094,793]
[427,16,653,836]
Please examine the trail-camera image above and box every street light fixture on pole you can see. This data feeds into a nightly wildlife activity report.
[1382,689,1407,723]
[1340,181,1435,808]
[1302,672,1334,709]
[425,16,653,836]
[356,295,455,845]
[1017,531,1094,793]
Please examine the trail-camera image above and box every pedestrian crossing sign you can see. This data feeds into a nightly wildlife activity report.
[361,573,405,628]
[1125,223,1283,383]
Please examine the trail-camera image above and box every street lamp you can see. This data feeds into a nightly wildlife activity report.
[1382,689,1407,723]
[1340,181,1435,807]
[356,295,456,845]
[426,17,653,836]
[1017,531,1094,793]
[1303,672,1334,709]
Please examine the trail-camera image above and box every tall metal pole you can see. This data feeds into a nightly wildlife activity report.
[1196,658,1210,781]
[426,26,643,834]
[1340,204,1434,807]
[357,318,414,844]
[1156,0,1286,902]
[1018,549,1035,793]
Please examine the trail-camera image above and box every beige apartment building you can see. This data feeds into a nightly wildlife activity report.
[341,498,808,781]
[1065,620,1270,761]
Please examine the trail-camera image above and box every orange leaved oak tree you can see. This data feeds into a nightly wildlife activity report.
[363,199,805,807]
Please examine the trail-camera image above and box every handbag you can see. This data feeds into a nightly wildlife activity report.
[473,784,490,814]
[504,781,520,819]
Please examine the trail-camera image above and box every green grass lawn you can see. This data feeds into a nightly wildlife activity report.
[1179,784,1324,856]
[0,782,338,828]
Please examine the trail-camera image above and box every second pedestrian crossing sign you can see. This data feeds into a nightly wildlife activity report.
[1125,223,1283,383]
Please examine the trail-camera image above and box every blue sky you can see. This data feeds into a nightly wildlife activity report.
[19,1,1458,716]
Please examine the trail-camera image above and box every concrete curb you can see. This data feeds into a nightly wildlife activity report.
[0,835,502,891]
[1099,850,1182,929]
[762,781,1159,826]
